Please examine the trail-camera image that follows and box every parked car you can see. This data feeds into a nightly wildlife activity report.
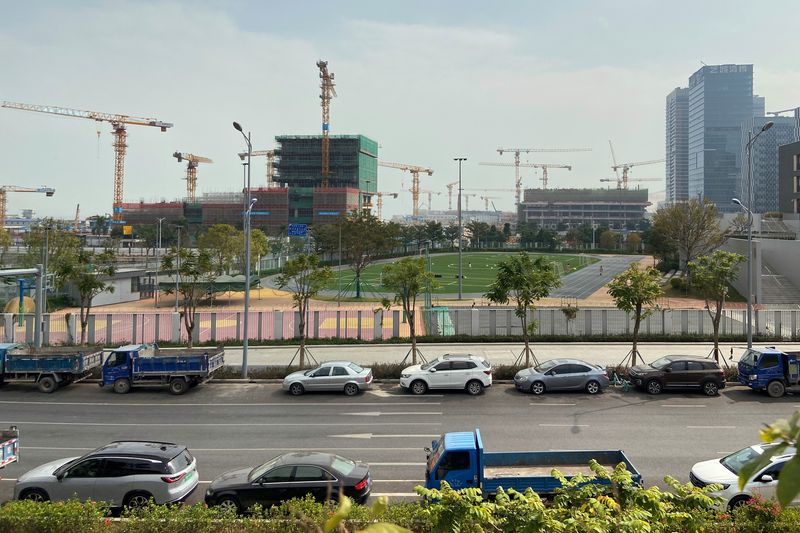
[514,358,610,395]
[205,452,371,513]
[629,355,725,396]
[690,444,800,509]
[13,441,198,508]
[400,354,492,395]
[283,361,373,396]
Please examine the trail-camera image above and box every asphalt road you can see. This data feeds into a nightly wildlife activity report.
[549,254,642,299]
[1,381,799,506]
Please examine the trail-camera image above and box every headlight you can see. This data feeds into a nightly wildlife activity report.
[749,375,757,380]
[516,375,528,382]
[401,374,410,378]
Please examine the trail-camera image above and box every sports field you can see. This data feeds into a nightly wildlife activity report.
[329,252,598,296]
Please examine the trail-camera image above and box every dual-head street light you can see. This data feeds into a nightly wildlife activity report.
[234,121,253,379]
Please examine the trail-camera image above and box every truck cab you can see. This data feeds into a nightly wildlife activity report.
[101,345,140,387]
[426,430,482,490]
[739,347,800,398]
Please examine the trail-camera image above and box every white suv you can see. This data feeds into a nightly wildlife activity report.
[400,354,492,395]
[690,444,800,509]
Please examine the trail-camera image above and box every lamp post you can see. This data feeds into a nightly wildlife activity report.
[454,157,467,300]
[234,121,253,379]
[155,217,165,308]
[174,225,182,313]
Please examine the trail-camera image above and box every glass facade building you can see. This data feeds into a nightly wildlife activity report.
[743,116,798,213]
[687,64,753,211]
[665,87,689,203]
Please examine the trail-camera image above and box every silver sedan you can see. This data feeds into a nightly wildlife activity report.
[514,358,610,395]
[283,361,373,396]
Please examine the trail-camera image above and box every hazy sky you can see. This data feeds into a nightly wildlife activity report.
[2,0,798,220]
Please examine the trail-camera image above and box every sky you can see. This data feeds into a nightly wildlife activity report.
[1,0,799,220]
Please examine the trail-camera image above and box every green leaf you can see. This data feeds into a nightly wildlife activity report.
[738,443,787,491]
[358,524,414,533]
[324,495,352,533]
[777,453,800,507]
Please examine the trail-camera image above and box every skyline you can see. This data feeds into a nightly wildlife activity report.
[1,0,799,220]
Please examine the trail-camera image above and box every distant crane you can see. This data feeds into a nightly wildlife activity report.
[418,189,442,211]
[464,187,515,193]
[446,181,459,210]
[767,106,800,116]
[496,147,591,204]
[375,192,398,219]
[600,177,660,188]
[480,162,572,190]
[0,186,55,228]
[464,193,478,211]
[608,140,665,189]
[378,161,434,216]
[481,196,501,211]
[74,204,80,232]
[1,100,172,222]
[238,150,276,186]
[317,60,337,187]
[173,152,212,202]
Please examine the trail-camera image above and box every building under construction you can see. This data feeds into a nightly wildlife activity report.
[518,188,650,229]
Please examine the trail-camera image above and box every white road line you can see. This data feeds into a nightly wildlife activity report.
[0,478,17,482]
[0,401,441,407]
[661,405,707,408]
[686,425,737,429]
[344,412,442,416]
[370,462,426,466]
[0,421,440,427]
[529,403,576,406]
[25,446,427,452]
[372,480,424,483]
[330,433,440,439]
[538,424,590,427]
[371,493,417,497]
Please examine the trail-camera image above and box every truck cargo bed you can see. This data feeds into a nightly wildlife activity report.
[484,463,617,479]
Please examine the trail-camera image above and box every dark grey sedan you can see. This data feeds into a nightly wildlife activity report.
[514,358,610,395]
[282,361,373,396]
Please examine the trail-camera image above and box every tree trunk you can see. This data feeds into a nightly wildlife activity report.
[183,309,194,349]
[521,311,530,367]
[631,304,642,366]
[408,304,417,365]
[355,271,362,299]
[298,299,307,368]
[712,300,723,363]
[79,301,88,345]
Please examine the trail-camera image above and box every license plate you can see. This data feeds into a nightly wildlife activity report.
[184,470,195,483]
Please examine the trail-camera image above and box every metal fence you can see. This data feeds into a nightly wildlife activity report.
[3,307,799,346]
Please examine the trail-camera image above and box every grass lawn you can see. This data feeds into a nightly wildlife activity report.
[327,251,597,296]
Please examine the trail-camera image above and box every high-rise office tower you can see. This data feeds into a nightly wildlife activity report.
[687,64,754,211]
[742,116,797,213]
[753,95,766,117]
[666,87,689,203]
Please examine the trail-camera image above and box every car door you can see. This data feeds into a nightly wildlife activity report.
[544,364,573,390]
[330,365,350,391]
[95,457,135,507]
[664,361,687,388]
[449,361,473,388]
[248,465,295,509]
[567,364,592,389]
[292,465,337,502]
[749,461,784,502]
[50,458,104,502]
[685,361,705,389]
[428,361,452,389]
[307,367,332,391]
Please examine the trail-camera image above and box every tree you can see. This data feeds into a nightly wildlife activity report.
[161,247,215,348]
[91,216,110,236]
[23,221,82,290]
[607,264,663,366]
[484,253,561,367]
[135,224,158,257]
[443,224,460,248]
[625,232,642,253]
[275,254,333,367]
[0,228,11,266]
[565,228,586,249]
[652,199,724,273]
[422,221,444,247]
[58,248,117,344]
[689,250,745,363]
[382,257,436,365]
[599,230,618,250]
[198,224,239,275]
[502,223,512,240]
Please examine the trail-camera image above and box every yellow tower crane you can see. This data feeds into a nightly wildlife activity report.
[375,192,398,220]
[238,150,277,187]
[173,152,212,202]
[480,162,572,190]
[317,60,337,187]
[496,147,591,203]
[378,161,434,216]
[418,189,442,211]
[608,140,665,190]
[0,186,55,228]
[446,181,459,210]
[1,101,172,222]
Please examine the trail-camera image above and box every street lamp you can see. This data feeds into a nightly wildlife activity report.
[454,157,467,300]
[234,121,253,379]
[155,217,165,308]
[174,225,182,313]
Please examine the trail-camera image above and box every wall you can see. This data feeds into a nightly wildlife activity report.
[721,238,762,303]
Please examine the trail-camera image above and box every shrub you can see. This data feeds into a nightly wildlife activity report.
[0,499,109,533]
[670,276,686,290]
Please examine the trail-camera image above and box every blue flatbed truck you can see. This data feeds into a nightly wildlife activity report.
[738,346,800,398]
[0,343,103,393]
[425,429,641,497]
[101,343,225,395]
[0,426,18,469]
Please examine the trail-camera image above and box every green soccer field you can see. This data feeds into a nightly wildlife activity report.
[328,252,598,296]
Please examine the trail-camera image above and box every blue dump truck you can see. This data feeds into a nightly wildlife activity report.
[738,346,800,398]
[425,429,641,497]
[0,343,103,393]
[0,426,19,468]
[101,343,225,395]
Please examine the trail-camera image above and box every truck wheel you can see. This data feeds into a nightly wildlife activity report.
[767,380,786,398]
[466,380,483,396]
[646,379,663,395]
[343,383,359,396]
[702,381,720,396]
[113,378,131,394]
[410,380,428,395]
[37,376,57,394]
[169,378,189,395]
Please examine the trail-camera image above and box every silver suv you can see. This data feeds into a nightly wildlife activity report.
[14,441,198,508]
[400,354,492,395]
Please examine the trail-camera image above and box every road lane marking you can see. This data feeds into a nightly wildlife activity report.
[370,462,426,466]
[538,424,590,427]
[0,421,440,427]
[344,412,442,416]
[372,493,417,497]
[529,403,576,406]
[686,425,736,429]
[0,401,441,407]
[25,446,427,452]
[661,405,707,408]
[372,480,424,483]
[330,433,440,439]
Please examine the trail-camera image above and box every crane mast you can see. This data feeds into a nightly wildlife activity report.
[0,186,55,228]
[316,60,337,186]
[378,160,433,217]
[173,152,212,202]
[480,161,572,189]
[1,100,172,222]
[375,192,398,220]
[496,147,591,203]
[239,150,277,187]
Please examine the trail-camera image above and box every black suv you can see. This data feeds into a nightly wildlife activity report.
[629,355,725,396]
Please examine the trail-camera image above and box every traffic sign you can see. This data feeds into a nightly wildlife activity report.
[288,223,308,237]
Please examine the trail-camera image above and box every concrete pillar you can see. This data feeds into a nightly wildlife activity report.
[489,310,496,336]
[336,311,341,338]
[106,314,113,344]
[585,310,592,337]
[506,310,513,336]
[601,310,607,336]
[257,312,263,341]
[235,313,241,341]
[471,309,479,336]
[171,313,181,344]
[66,314,76,345]
[681,310,689,334]
[357,311,362,340]
[154,314,160,344]
[374,310,382,340]
[294,312,301,338]
[42,315,50,346]
[314,311,320,339]
[132,314,138,344]
[274,311,283,340]
[87,315,96,345]
[210,313,217,342]
[3,313,13,343]
[392,310,400,338]
[192,314,199,344]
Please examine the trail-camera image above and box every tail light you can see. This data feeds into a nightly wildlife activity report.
[161,472,186,484]
[354,477,368,491]
[365,373,373,383]
[483,370,492,376]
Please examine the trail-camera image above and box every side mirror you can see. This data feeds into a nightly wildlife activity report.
[759,474,774,483]
[429,368,437,373]
[424,447,431,454]
[56,473,65,481]
[664,368,672,373]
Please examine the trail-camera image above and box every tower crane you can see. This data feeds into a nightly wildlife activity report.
[464,193,477,211]
[173,152,212,202]
[464,188,515,193]
[317,60,337,187]
[496,147,591,204]
[418,189,442,211]
[608,140,665,189]
[480,162,572,190]
[481,196,501,211]
[74,204,81,232]
[375,192,398,220]
[378,161,434,216]
[0,186,55,228]
[446,181,459,210]
[1,100,172,222]
[600,177,660,188]
[238,150,277,186]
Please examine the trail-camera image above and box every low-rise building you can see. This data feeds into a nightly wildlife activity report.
[518,188,650,229]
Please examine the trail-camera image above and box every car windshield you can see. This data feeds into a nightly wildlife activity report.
[535,360,559,372]
[720,446,763,475]
[650,357,672,370]
[427,436,445,472]
[330,455,357,476]
[739,350,758,367]
[348,363,364,373]
[421,359,440,370]
[249,457,280,482]
[304,368,319,376]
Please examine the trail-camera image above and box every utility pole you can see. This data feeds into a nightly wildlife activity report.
[155,217,165,308]
[454,157,467,300]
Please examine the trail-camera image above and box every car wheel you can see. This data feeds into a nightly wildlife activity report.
[216,496,241,514]
[466,380,483,396]
[646,379,663,395]
[123,491,153,510]
[113,378,131,394]
[530,381,546,395]
[343,383,359,396]
[20,488,49,502]
[585,380,601,395]
[728,495,751,510]
[289,383,305,396]
[37,376,57,394]
[169,378,189,395]
[702,381,720,396]
[410,380,428,395]
[767,380,786,398]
